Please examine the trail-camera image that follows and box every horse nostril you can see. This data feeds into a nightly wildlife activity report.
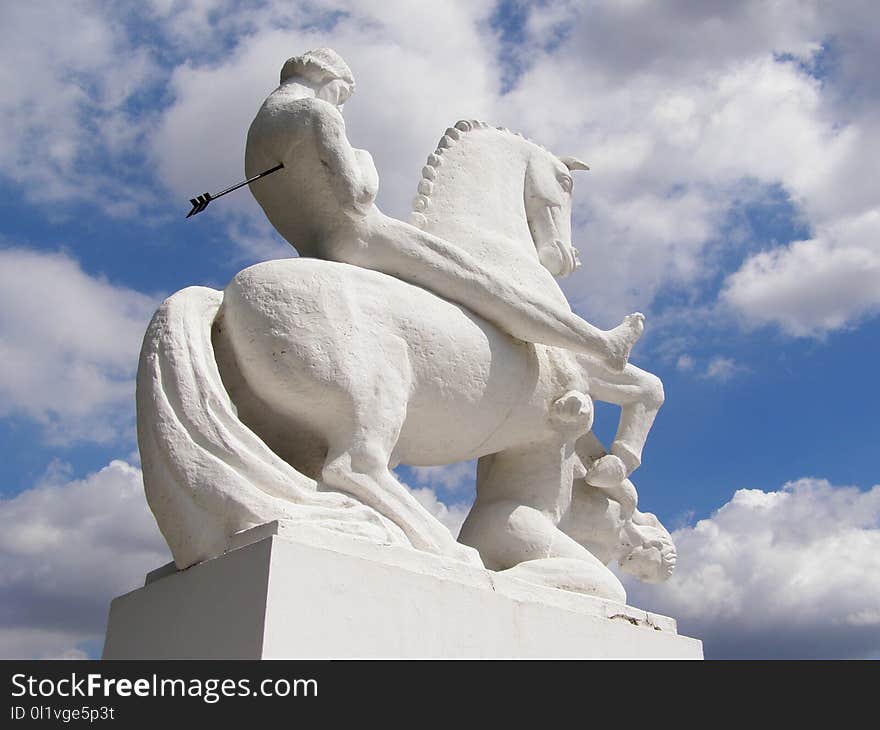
[552,240,580,276]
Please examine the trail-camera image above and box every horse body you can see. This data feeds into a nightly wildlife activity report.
[216,258,576,468]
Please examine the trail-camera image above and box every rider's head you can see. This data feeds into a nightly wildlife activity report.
[280,48,355,106]
[617,519,676,584]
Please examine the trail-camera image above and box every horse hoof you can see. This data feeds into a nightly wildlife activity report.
[584,454,627,489]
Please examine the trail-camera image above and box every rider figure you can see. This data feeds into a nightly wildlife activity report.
[245,48,643,372]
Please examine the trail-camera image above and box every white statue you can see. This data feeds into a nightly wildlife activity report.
[136,48,674,602]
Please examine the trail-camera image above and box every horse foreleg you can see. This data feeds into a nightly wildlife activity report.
[579,361,664,478]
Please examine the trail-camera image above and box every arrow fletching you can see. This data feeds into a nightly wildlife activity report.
[186,193,213,218]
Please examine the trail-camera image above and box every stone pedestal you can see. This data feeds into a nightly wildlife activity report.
[103,522,702,659]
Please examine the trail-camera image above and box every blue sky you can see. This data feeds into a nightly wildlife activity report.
[1,0,878,659]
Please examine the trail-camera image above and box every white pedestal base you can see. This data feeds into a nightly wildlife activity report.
[103,522,702,659]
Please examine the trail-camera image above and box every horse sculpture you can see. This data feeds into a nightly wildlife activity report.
[138,114,672,600]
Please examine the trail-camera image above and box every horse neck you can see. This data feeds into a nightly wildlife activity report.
[411,123,536,260]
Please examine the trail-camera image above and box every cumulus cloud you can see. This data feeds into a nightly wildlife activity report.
[498,2,880,333]
[0,460,169,659]
[624,477,880,659]
[4,0,880,336]
[702,356,740,382]
[396,463,475,537]
[0,247,157,444]
[144,0,857,327]
[0,454,472,659]
[149,0,500,228]
[675,354,695,372]
[0,2,161,215]
[407,461,477,493]
[404,485,472,538]
[722,211,880,336]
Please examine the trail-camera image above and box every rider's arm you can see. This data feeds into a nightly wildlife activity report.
[311,99,379,216]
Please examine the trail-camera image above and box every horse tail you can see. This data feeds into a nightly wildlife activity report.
[137,286,402,569]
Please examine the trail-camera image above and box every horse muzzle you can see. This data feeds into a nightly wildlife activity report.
[538,239,581,278]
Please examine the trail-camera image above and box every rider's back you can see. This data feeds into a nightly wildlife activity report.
[246,90,347,259]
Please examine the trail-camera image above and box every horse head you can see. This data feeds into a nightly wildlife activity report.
[524,152,589,278]
[411,121,589,281]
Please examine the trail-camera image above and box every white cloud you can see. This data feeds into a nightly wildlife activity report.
[0,247,156,444]
[149,0,501,235]
[500,4,880,334]
[0,460,169,659]
[702,356,740,382]
[404,485,472,539]
[671,353,743,382]
[0,454,471,659]
[407,461,476,493]
[4,0,880,335]
[222,217,295,263]
[722,211,880,336]
[624,477,880,658]
[0,2,161,215]
[397,461,477,536]
[676,354,695,372]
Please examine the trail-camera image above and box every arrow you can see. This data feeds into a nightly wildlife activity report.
[185,162,284,218]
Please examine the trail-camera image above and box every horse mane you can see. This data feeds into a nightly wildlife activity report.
[409,119,551,228]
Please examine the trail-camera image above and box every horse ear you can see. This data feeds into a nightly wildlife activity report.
[561,156,590,171]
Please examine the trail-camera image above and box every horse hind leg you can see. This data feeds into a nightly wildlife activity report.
[321,437,480,565]
[318,340,481,566]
